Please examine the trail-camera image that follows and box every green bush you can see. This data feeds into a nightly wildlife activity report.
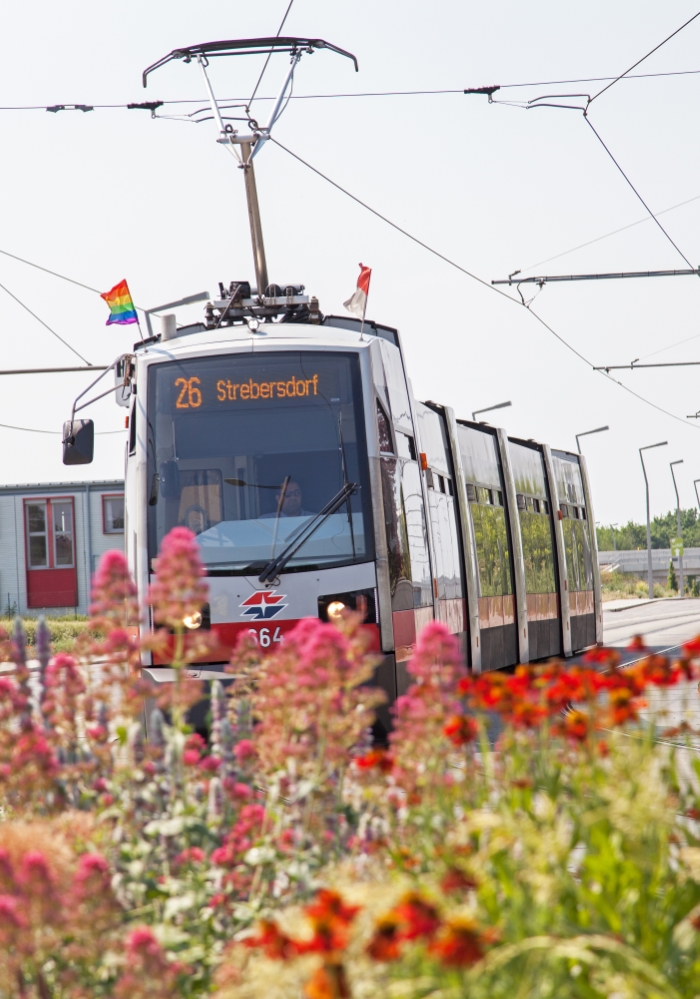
[0,616,98,654]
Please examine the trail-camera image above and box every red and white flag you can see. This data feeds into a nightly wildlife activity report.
[343,263,372,319]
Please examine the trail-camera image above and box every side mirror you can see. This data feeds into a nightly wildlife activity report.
[63,419,94,465]
[160,460,180,499]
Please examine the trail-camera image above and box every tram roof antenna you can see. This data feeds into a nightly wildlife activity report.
[142,37,358,304]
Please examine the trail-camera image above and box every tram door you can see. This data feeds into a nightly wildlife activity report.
[457,423,518,670]
[374,340,434,688]
[508,440,562,660]
[551,451,596,649]
[414,404,466,645]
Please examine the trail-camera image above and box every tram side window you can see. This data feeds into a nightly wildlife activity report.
[519,504,557,593]
[469,487,513,598]
[562,515,593,592]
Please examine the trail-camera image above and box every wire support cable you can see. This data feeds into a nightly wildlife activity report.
[583,117,693,268]
[246,0,296,111]
[525,191,700,270]
[269,137,700,433]
[0,280,90,365]
[589,9,700,104]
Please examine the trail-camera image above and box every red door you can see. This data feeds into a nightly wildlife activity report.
[25,498,78,609]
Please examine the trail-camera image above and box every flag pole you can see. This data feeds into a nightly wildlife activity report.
[359,269,371,342]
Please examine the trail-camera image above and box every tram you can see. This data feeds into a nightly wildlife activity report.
[61,38,602,719]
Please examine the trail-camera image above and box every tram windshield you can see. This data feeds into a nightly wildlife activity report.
[146,350,374,574]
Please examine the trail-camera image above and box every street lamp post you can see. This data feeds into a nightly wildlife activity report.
[472,400,512,422]
[576,425,610,453]
[670,459,685,598]
[694,478,700,511]
[639,441,668,600]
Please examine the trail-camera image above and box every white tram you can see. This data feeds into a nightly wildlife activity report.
[61,38,602,726]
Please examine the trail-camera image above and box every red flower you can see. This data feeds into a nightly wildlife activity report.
[355,749,394,773]
[245,919,299,960]
[627,635,646,651]
[440,867,478,894]
[443,715,478,746]
[392,892,441,941]
[683,636,700,656]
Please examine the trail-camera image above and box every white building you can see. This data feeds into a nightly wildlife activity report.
[0,480,124,617]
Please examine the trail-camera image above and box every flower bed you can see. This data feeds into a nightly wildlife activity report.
[0,526,699,997]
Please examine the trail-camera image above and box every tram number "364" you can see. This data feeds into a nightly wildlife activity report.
[248,626,283,648]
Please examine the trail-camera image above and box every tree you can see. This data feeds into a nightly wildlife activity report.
[668,559,678,592]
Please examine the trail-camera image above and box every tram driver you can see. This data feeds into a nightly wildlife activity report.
[263,479,315,519]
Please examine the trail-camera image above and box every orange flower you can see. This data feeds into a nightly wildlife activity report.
[299,890,361,955]
[561,709,590,742]
[366,914,402,961]
[304,963,351,999]
[428,917,493,967]
[627,635,646,651]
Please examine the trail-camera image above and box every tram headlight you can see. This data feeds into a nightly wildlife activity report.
[183,611,203,630]
[318,589,377,625]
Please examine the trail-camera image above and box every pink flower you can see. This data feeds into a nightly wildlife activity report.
[18,850,54,886]
[174,847,205,867]
[234,739,257,763]
[73,853,112,899]
[147,527,208,629]
[0,894,26,934]
[126,925,165,961]
[389,622,467,794]
[90,550,139,627]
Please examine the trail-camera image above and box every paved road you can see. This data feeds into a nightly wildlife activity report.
[603,597,700,656]
[601,598,700,772]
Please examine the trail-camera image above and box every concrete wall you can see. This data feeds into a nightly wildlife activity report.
[598,548,700,583]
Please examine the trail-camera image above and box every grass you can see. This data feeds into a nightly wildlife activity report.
[600,570,678,602]
[0,616,99,656]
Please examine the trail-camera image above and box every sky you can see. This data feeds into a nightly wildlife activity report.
[2,1,700,528]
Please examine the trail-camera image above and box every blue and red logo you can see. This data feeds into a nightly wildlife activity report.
[239,590,287,621]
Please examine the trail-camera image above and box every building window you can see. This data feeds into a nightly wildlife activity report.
[26,502,48,567]
[52,501,74,567]
[24,498,75,569]
[103,494,125,534]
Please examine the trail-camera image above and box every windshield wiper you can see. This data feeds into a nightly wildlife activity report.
[258,481,357,583]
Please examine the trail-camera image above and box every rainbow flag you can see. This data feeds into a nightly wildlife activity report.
[101,279,138,326]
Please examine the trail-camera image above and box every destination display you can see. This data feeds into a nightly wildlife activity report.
[172,372,322,408]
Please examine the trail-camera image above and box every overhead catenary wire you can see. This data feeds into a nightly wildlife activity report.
[269,136,700,433]
[5,66,700,114]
